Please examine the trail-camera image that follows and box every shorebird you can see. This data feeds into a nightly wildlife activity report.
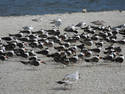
[95,41,104,47]
[20,59,45,66]
[78,52,85,60]
[36,48,49,56]
[0,55,8,61]
[102,53,116,62]
[85,55,101,63]
[91,34,100,41]
[117,38,125,44]
[56,71,80,89]
[81,50,92,57]
[115,55,124,63]
[50,18,62,30]
[69,55,79,64]
[89,47,102,53]
[5,50,15,57]
[91,20,105,25]
[9,33,23,38]
[75,22,86,28]
[22,25,34,31]
[64,25,78,33]
[1,36,13,41]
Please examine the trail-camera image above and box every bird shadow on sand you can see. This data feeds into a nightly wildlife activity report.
[50,87,73,91]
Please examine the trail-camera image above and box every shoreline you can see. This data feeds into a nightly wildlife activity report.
[0,10,124,17]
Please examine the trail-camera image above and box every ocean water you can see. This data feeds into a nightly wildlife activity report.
[0,0,125,16]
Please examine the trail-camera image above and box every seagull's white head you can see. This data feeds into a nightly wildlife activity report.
[57,18,62,22]
[75,70,80,80]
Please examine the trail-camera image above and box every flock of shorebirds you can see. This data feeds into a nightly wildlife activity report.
[0,18,125,89]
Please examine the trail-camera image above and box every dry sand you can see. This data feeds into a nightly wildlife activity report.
[0,11,125,94]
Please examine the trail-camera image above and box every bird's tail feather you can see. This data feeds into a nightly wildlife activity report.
[56,81,65,84]
[20,61,29,65]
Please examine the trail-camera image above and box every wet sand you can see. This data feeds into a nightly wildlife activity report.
[0,11,125,94]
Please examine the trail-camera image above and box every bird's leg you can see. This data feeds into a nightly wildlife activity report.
[63,84,67,90]
[61,64,66,68]
[63,83,70,90]
[118,63,122,69]
[69,84,73,89]
[32,66,37,70]
[57,26,60,30]
[91,62,95,66]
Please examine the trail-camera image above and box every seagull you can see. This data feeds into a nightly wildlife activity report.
[22,25,34,31]
[50,18,62,29]
[56,71,80,89]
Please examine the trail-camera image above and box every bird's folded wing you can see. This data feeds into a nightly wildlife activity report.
[63,74,77,81]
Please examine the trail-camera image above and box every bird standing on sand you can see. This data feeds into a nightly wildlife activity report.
[20,59,45,66]
[115,55,124,63]
[75,22,86,29]
[64,25,78,33]
[91,20,105,25]
[22,25,34,31]
[56,71,80,89]
[50,18,62,30]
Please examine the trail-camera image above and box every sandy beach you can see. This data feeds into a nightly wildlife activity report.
[0,11,125,94]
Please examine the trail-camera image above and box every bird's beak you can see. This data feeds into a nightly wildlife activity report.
[5,56,8,59]
[40,60,46,64]
[99,56,103,59]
